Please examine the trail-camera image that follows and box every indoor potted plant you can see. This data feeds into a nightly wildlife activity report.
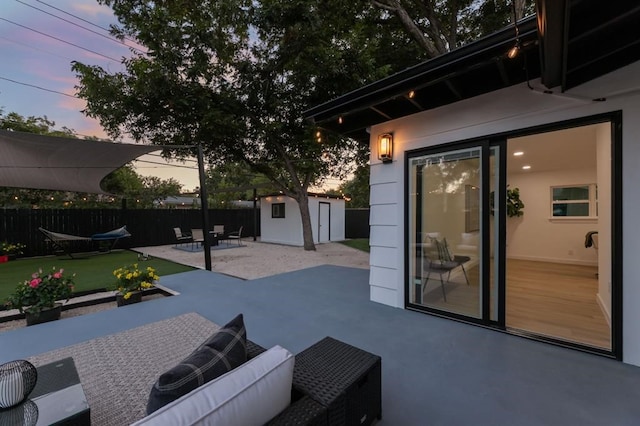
[113,263,158,306]
[5,267,75,326]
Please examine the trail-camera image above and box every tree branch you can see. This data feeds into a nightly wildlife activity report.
[370,0,440,57]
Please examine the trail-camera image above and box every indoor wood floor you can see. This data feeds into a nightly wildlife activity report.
[505,259,610,349]
[419,259,610,350]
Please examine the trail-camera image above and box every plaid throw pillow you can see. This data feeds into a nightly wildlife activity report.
[146,313,248,414]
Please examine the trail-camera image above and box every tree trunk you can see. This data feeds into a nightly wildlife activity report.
[296,192,316,251]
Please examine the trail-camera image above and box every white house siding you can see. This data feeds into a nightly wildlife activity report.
[260,195,303,246]
[367,61,640,366]
[261,195,345,246]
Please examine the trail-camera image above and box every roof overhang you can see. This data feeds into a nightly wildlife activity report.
[538,0,640,90]
[303,16,540,142]
[0,129,159,194]
[304,0,640,142]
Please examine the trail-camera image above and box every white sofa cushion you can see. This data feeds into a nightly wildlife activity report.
[132,345,294,426]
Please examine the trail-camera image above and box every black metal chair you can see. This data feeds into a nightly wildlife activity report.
[421,251,458,302]
[433,238,470,286]
[172,227,192,247]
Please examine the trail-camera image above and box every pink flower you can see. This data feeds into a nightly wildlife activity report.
[53,272,62,279]
[29,278,41,288]
[31,273,39,279]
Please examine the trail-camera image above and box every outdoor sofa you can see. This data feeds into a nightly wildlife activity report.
[132,314,382,426]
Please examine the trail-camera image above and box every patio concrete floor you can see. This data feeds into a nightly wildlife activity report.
[1,265,639,425]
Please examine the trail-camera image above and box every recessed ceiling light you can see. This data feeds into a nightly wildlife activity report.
[522,165,531,170]
[513,151,524,156]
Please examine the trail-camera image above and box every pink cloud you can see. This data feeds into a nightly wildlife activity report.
[71,2,113,18]
[56,91,86,112]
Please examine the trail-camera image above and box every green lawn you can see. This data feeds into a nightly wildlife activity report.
[339,239,370,253]
[0,250,194,302]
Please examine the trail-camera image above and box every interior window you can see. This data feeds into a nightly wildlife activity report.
[551,184,597,217]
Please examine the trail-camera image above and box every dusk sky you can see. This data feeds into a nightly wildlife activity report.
[1,0,346,193]
[0,0,201,191]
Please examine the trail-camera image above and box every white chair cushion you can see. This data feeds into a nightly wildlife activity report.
[132,345,294,426]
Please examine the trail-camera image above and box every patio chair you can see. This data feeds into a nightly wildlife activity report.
[421,250,458,302]
[432,237,470,286]
[190,229,205,249]
[173,227,192,247]
[223,226,243,246]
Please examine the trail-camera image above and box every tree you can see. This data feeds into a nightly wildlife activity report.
[72,1,537,249]
[72,0,410,250]
[338,167,371,208]
[1,109,76,137]
[370,0,535,58]
[205,163,276,208]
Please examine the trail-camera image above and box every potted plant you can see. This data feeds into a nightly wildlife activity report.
[490,186,525,218]
[4,267,75,326]
[0,242,26,262]
[113,263,158,306]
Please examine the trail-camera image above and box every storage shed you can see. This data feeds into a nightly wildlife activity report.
[260,193,345,246]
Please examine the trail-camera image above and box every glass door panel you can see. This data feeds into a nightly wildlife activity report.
[408,147,483,318]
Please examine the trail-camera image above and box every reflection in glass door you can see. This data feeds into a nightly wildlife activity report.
[408,147,485,318]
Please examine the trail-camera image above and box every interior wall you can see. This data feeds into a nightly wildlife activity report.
[507,168,598,265]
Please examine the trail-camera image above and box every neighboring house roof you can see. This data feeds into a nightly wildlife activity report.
[158,196,201,207]
[261,192,344,200]
[303,0,640,142]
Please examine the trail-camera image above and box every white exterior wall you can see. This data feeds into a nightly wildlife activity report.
[260,195,303,246]
[367,61,640,366]
[260,195,345,246]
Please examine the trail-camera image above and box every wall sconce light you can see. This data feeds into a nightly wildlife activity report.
[507,43,520,59]
[378,133,393,163]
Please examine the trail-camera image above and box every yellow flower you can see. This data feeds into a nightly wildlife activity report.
[124,292,132,300]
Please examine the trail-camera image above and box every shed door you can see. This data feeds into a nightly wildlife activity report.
[319,202,330,242]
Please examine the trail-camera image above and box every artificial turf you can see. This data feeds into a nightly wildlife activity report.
[0,250,194,302]
[339,238,370,253]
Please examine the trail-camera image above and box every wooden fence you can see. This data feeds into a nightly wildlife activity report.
[1,208,370,257]
[345,208,370,239]
[0,208,260,257]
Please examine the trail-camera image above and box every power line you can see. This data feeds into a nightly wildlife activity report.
[0,75,77,98]
[35,0,142,48]
[145,152,198,163]
[133,159,199,171]
[0,17,121,62]
[0,35,74,61]
[14,0,146,55]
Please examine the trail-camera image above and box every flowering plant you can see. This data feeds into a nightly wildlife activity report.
[113,263,158,300]
[5,267,75,314]
[0,242,26,256]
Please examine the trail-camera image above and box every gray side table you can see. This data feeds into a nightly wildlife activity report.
[30,357,90,425]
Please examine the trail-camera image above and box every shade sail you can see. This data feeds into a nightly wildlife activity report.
[0,129,159,194]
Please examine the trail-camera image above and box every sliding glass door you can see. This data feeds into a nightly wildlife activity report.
[406,117,619,359]
[407,145,493,319]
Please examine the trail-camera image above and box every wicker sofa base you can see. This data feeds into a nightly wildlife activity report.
[248,338,382,426]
